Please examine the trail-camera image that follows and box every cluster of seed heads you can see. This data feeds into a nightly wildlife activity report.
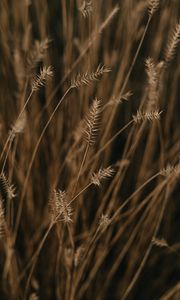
[49,190,73,223]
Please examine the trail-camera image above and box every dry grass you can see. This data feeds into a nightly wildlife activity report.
[0,0,179,299]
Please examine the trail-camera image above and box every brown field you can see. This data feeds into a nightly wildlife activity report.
[0,0,180,299]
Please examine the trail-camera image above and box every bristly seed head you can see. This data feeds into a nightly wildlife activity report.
[99,214,111,231]
[32,66,53,92]
[91,166,115,186]
[11,112,27,136]
[71,64,111,89]
[83,98,101,146]
[148,0,160,16]
[164,21,180,64]
[0,173,16,201]
[132,110,162,123]
[79,1,92,18]
[160,160,180,179]
[152,237,168,248]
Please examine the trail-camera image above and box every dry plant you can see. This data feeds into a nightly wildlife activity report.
[0,0,179,299]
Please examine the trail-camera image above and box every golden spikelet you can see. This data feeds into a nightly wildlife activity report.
[133,110,162,123]
[106,91,132,108]
[152,237,168,248]
[99,214,111,231]
[164,21,180,64]
[0,173,16,202]
[83,98,101,146]
[91,166,115,186]
[32,66,53,92]
[160,160,180,179]
[26,38,50,73]
[11,112,27,136]
[71,64,111,88]
[148,0,160,16]
[79,1,92,18]
[145,57,159,110]
[49,190,72,223]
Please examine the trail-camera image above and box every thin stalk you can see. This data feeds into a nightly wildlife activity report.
[14,87,72,241]
[121,184,170,300]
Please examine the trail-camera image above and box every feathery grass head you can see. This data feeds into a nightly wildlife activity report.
[83,98,102,146]
[106,91,132,108]
[79,1,92,18]
[152,237,168,248]
[32,66,53,92]
[133,110,162,123]
[145,57,159,110]
[99,214,111,232]
[148,0,160,16]
[11,112,26,136]
[160,160,180,179]
[71,64,111,88]
[91,166,115,186]
[27,38,50,73]
[0,173,16,202]
[164,21,180,64]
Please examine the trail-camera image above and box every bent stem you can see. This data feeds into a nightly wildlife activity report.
[0,89,33,166]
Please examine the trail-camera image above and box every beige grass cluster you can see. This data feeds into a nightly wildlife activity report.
[0,1,179,300]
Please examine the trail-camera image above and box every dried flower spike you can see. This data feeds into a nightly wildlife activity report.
[99,214,111,231]
[106,91,132,108]
[160,161,180,179]
[79,1,92,18]
[133,110,162,123]
[148,0,160,16]
[27,38,50,72]
[11,112,26,136]
[145,57,159,109]
[83,98,101,146]
[164,21,180,64]
[152,237,168,248]
[49,190,72,223]
[91,166,115,186]
[32,66,53,92]
[71,64,111,88]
